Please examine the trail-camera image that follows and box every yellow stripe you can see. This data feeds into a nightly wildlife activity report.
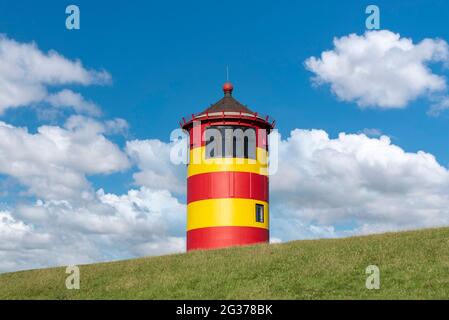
[187,198,269,231]
[188,147,268,177]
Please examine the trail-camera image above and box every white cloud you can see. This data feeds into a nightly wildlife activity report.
[0,211,51,249]
[427,96,449,116]
[1,187,185,272]
[270,129,449,240]
[3,128,449,272]
[46,89,101,116]
[0,210,53,271]
[104,118,129,135]
[126,139,186,194]
[0,116,129,200]
[2,32,449,273]
[305,30,449,108]
[0,120,185,272]
[0,35,110,114]
[0,34,188,273]
[360,128,383,137]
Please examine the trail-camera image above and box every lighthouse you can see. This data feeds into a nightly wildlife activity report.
[181,82,274,251]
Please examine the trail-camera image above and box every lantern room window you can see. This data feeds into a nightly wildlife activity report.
[205,126,256,159]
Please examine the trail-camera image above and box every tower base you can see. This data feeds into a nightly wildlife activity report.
[187,226,269,251]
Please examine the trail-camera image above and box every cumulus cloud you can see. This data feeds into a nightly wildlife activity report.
[360,128,383,137]
[270,129,449,240]
[0,118,186,272]
[0,116,129,200]
[0,117,188,272]
[0,34,188,273]
[1,187,185,272]
[0,35,110,114]
[2,32,449,273]
[3,127,449,272]
[0,210,53,271]
[126,139,186,194]
[305,30,449,108]
[104,118,129,135]
[427,96,449,116]
[46,89,101,116]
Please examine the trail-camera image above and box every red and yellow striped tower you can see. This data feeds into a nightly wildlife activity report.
[181,82,275,251]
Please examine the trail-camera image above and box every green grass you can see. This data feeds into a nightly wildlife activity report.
[1,227,449,299]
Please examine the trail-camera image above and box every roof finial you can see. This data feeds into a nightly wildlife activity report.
[223,81,233,96]
[223,66,233,96]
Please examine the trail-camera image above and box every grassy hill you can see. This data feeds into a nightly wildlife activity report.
[0,227,448,299]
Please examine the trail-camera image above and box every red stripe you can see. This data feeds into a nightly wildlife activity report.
[187,226,269,251]
[187,171,268,203]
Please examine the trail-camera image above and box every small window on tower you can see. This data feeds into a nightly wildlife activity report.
[255,204,264,223]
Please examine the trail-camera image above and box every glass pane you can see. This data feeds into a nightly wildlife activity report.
[205,126,256,159]
[256,204,264,223]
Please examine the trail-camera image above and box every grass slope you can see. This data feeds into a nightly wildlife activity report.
[1,227,449,299]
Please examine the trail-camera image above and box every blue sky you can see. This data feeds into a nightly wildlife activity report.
[1,1,449,272]
[3,0,449,160]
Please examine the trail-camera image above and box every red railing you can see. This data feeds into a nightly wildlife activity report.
[180,111,275,129]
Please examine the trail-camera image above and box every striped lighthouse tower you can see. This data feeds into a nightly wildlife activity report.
[181,82,274,251]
